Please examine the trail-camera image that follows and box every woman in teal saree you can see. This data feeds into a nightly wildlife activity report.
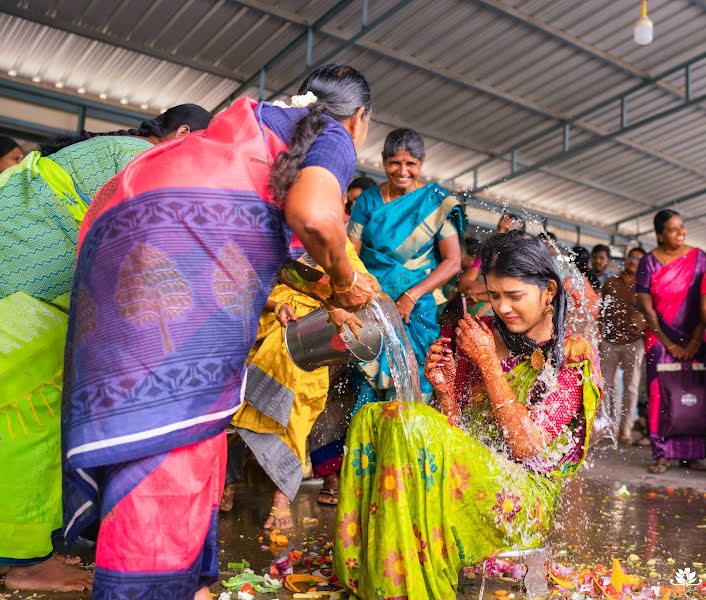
[348,128,463,406]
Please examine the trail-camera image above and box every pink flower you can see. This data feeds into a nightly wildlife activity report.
[379,465,404,501]
[337,511,360,547]
[492,489,522,524]
[382,550,407,585]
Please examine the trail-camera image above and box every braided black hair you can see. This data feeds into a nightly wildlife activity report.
[269,64,372,204]
[479,230,567,368]
[38,103,213,156]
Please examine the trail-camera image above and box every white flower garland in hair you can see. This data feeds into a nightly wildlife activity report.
[271,91,318,109]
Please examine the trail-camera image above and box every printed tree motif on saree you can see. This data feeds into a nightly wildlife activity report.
[213,242,262,343]
[75,286,96,345]
[115,243,193,353]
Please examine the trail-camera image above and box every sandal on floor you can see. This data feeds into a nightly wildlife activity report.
[219,483,236,512]
[264,505,293,530]
[317,488,338,505]
[686,460,706,472]
[647,459,670,474]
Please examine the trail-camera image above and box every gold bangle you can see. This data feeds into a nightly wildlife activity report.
[402,291,417,304]
[273,302,284,322]
[332,270,358,294]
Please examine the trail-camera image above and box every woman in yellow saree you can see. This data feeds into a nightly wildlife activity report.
[334,231,602,599]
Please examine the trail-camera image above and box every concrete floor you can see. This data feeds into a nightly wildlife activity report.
[3,442,706,600]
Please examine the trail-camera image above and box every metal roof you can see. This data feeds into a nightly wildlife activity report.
[1,0,705,247]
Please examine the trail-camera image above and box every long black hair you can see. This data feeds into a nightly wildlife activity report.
[0,135,21,158]
[382,128,425,161]
[38,103,213,156]
[654,209,680,236]
[269,64,372,204]
[479,230,567,368]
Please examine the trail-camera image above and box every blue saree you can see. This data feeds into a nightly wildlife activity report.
[348,182,463,405]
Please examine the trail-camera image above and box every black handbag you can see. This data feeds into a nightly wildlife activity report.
[657,362,706,437]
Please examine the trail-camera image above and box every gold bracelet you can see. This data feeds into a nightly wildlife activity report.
[332,270,358,294]
[402,291,417,304]
[273,302,284,322]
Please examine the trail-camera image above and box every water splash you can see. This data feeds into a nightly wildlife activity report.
[367,294,422,403]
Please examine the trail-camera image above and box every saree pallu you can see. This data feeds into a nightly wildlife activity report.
[636,249,706,460]
[233,242,369,500]
[0,293,68,564]
[62,99,295,596]
[334,336,601,600]
[351,183,463,405]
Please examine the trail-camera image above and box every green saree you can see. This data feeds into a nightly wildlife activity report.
[334,334,601,599]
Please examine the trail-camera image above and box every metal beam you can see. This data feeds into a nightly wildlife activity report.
[615,187,706,226]
[0,114,69,139]
[475,0,697,103]
[0,6,246,82]
[0,77,150,126]
[232,0,706,184]
[475,92,706,193]
[214,0,353,111]
[265,0,413,102]
[452,49,706,181]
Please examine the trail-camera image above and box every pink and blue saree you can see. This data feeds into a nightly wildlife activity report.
[61,98,357,598]
[636,248,706,460]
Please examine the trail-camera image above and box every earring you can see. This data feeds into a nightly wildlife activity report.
[544,303,553,314]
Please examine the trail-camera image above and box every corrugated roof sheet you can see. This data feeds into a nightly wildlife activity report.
[1,0,705,246]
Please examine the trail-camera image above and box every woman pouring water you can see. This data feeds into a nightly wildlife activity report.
[61,64,376,600]
[334,231,602,600]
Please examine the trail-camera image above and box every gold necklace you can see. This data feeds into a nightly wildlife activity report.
[383,180,420,203]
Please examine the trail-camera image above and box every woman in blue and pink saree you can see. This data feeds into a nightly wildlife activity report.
[61,64,376,600]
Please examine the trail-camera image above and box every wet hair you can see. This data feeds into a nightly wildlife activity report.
[569,246,590,272]
[653,209,680,236]
[497,211,526,232]
[464,236,482,257]
[269,64,372,204]
[0,135,21,158]
[539,231,557,244]
[627,246,646,257]
[382,128,425,162]
[480,230,567,368]
[591,244,611,258]
[348,176,377,192]
[38,104,213,156]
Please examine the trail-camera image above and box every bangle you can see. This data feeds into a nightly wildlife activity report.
[273,302,284,322]
[332,270,358,294]
[402,291,417,304]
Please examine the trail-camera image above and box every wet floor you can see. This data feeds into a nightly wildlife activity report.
[3,445,706,599]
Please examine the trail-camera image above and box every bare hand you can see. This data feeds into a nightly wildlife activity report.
[457,274,487,302]
[395,293,415,324]
[331,271,377,312]
[325,307,364,340]
[424,337,456,391]
[456,314,497,369]
[683,337,701,360]
[275,303,297,327]
[667,341,688,361]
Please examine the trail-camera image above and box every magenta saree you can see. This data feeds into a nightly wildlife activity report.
[636,248,706,460]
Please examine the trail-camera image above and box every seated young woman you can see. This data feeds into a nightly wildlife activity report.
[334,230,602,600]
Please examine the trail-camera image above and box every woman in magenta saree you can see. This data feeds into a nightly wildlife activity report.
[61,65,375,600]
[636,210,706,473]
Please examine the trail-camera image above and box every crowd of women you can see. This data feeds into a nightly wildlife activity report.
[0,61,704,600]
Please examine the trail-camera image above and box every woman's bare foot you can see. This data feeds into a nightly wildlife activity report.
[54,553,81,566]
[4,555,93,592]
[194,585,212,599]
[647,458,670,474]
[318,472,339,505]
[263,489,292,530]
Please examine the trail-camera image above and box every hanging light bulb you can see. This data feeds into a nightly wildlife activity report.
[634,0,653,45]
